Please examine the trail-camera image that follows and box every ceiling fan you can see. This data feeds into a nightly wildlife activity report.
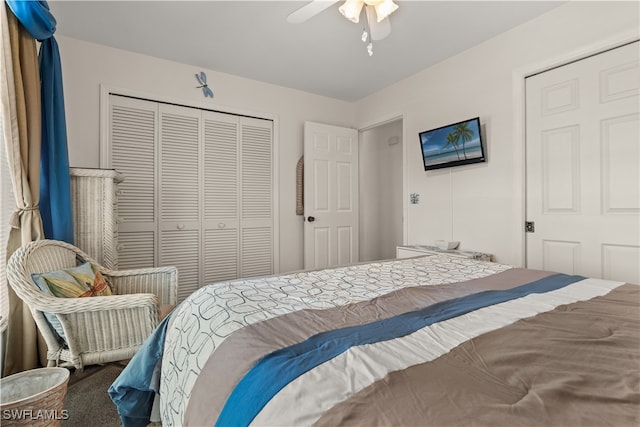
[287,0,400,55]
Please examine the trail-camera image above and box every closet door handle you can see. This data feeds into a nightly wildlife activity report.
[307,216,315,222]
[177,223,185,230]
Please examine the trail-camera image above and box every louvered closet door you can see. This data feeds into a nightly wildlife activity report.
[159,104,202,301]
[240,117,273,277]
[203,112,240,283]
[108,96,276,301]
[109,95,157,269]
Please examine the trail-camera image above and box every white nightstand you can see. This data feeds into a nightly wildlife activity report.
[396,245,492,261]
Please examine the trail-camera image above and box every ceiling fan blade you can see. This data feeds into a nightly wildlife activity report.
[287,0,340,24]
[366,6,391,41]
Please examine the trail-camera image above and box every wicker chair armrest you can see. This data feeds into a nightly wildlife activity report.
[102,266,178,306]
[28,293,159,315]
[56,300,160,367]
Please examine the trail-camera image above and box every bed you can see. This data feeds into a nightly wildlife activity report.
[108,254,639,426]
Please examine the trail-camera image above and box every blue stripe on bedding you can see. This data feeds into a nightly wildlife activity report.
[215,273,585,427]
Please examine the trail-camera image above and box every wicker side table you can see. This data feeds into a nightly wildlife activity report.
[70,167,124,270]
[0,367,70,426]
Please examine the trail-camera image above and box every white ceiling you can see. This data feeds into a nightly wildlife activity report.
[49,1,565,102]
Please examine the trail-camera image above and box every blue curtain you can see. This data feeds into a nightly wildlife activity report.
[6,0,73,243]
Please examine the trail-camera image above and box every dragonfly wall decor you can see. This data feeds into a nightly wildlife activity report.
[195,71,214,98]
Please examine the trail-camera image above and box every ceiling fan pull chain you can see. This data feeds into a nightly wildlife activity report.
[364,6,374,56]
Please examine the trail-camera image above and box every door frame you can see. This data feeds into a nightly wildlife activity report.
[357,113,407,245]
[98,84,281,274]
[512,30,639,268]
[303,114,405,268]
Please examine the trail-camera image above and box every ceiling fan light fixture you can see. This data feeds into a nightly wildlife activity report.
[339,0,365,23]
[373,0,398,22]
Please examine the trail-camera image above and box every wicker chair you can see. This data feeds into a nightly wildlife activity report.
[7,239,178,370]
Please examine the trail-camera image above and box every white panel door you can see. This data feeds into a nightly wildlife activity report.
[304,121,359,270]
[526,42,639,283]
[109,95,158,269]
[158,104,202,301]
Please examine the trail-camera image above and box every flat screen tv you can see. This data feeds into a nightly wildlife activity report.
[418,117,485,171]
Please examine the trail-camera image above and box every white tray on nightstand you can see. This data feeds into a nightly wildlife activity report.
[396,245,492,262]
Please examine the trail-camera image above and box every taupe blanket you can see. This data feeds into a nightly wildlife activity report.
[316,283,639,427]
[183,269,638,426]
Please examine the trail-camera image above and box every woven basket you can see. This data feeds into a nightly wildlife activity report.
[0,367,70,426]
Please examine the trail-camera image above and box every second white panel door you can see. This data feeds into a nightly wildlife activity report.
[525,41,639,283]
[304,121,359,270]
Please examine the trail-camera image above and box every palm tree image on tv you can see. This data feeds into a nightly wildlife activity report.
[419,118,485,170]
[443,132,462,160]
[453,121,474,160]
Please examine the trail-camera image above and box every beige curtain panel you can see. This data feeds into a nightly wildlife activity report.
[1,2,45,376]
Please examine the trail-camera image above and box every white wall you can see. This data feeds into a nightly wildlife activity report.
[57,35,355,274]
[359,120,403,262]
[354,1,639,265]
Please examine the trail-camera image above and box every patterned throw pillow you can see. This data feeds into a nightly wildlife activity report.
[31,262,113,341]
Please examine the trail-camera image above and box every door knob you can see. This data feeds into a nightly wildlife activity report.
[307,216,315,222]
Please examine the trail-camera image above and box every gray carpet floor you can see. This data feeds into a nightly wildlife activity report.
[62,363,124,427]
